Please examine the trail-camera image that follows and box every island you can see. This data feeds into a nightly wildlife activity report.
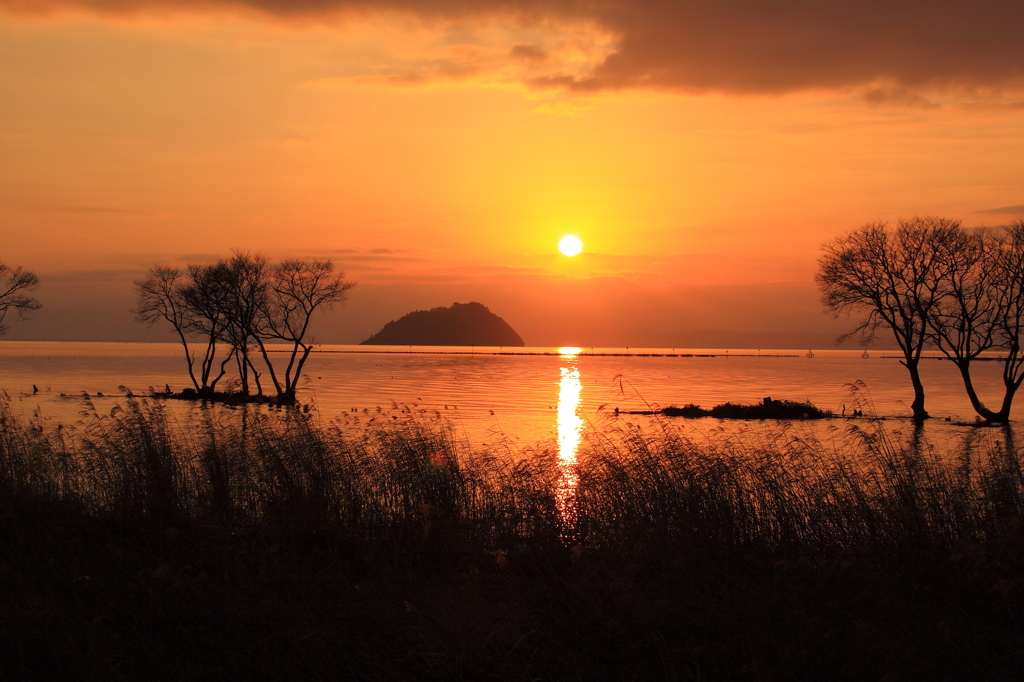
[360,301,525,346]
[620,397,834,420]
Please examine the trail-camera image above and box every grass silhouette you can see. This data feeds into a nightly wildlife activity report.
[2,394,1023,679]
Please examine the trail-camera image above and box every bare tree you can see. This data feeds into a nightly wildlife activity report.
[136,252,354,405]
[180,263,234,393]
[209,252,270,396]
[980,220,1024,422]
[911,219,1024,423]
[257,258,355,404]
[922,225,1006,420]
[134,265,233,395]
[133,266,202,391]
[816,218,957,421]
[0,262,41,337]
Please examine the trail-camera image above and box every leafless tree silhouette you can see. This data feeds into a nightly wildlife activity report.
[922,225,1005,420]
[977,219,1024,422]
[135,252,354,404]
[817,218,958,421]
[134,266,232,394]
[0,262,41,337]
[258,258,355,404]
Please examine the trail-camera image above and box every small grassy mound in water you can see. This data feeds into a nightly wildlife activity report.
[149,387,312,408]
[660,397,833,419]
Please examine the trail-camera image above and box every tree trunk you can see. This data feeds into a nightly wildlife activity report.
[954,360,1001,422]
[199,333,219,389]
[285,345,314,400]
[247,357,264,397]
[237,351,249,395]
[989,376,1022,424]
[255,338,283,398]
[905,358,930,421]
[175,329,200,392]
[208,350,234,393]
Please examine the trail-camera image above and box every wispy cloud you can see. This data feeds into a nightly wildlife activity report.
[176,254,221,263]
[977,204,1024,215]
[40,268,144,284]
[53,205,176,218]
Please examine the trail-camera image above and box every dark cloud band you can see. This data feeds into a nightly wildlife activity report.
[4,0,1023,93]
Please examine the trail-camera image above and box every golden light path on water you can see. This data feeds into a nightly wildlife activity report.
[556,347,584,541]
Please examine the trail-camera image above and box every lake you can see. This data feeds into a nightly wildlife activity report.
[1,341,1018,449]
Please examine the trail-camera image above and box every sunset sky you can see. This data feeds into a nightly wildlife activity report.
[3,1,1024,347]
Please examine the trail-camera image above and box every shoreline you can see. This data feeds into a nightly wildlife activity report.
[268,349,799,358]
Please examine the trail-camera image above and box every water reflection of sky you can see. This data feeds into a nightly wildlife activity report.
[3,342,1023,446]
[556,348,583,541]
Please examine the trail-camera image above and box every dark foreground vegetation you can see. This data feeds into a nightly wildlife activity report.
[2,396,1023,680]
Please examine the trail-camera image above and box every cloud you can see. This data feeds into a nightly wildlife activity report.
[6,1,1024,97]
[53,205,175,218]
[39,268,144,284]
[530,97,597,116]
[176,253,222,263]
[862,85,940,109]
[510,43,548,64]
[977,204,1024,215]
[337,254,426,262]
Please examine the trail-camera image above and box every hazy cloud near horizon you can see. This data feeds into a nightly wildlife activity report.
[3,275,873,350]
[5,1,1023,97]
[978,205,1024,215]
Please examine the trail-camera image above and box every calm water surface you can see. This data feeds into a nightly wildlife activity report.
[1,341,1019,447]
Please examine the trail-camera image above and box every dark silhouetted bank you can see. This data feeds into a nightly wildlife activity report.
[361,301,525,346]
[625,396,833,420]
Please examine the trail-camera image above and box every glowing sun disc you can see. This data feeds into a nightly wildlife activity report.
[559,235,583,257]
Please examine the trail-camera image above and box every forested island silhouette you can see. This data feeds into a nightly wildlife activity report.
[360,301,525,347]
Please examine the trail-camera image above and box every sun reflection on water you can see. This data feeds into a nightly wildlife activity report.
[556,350,584,541]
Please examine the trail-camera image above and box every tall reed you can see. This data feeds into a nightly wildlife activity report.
[577,418,1024,561]
[2,393,1022,563]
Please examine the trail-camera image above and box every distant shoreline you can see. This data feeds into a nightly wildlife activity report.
[265,349,801,358]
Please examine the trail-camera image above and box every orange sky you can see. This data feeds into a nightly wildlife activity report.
[2,2,1024,347]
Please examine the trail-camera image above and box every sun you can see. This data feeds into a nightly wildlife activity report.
[559,235,583,257]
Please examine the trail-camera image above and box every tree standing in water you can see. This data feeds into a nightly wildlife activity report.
[972,220,1024,422]
[0,262,41,337]
[256,258,355,405]
[208,252,271,397]
[135,252,354,405]
[910,219,1024,424]
[181,262,235,393]
[134,265,232,395]
[133,266,199,391]
[816,218,958,421]
[921,223,1005,421]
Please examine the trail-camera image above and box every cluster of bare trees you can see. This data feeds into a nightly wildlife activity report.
[817,216,1024,423]
[134,252,354,405]
[0,262,41,337]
